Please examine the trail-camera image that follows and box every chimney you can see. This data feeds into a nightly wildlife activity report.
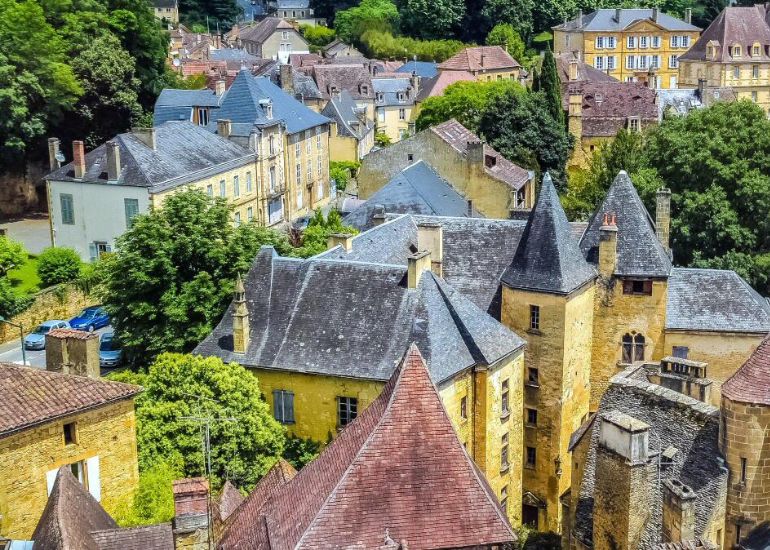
[215,79,226,96]
[48,138,61,172]
[132,128,157,150]
[45,329,100,379]
[466,140,484,165]
[662,479,697,543]
[467,199,474,217]
[106,141,121,182]
[279,63,294,93]
[410,73,419,95]
[217,119,232,139]
[655,187,671,252]
[652,7,659,22]
[232,274,250,354]
[417,222,443,277]
[327,232,354,252]
[577,9,583,27]
[569,59,579,81]
[172,478,210,546]
[593,411,653,550]
[568,85,583,142]
[685,7,692,23]
[372,205,386,226]
[407,250,431,289]
[73,140,86,179]
[615,8,621,22]
[598,211,618,278]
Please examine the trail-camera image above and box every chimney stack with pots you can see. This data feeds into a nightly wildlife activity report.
[417,222,443,277]
[106,141,121,182]
[407,251,431,289]
[662,479,697,543]
[279,64,294,93]
[615,8,622,22]
[216,79,226,96]
[217,119,232,139]
[73,140,86,179]
[652,7,659,22]
[569,59,579,81]
[685,7,692,23]
[655,187,672,252]
[232,274,250,354]
[327,232,354,252]
[132,128,157,150]
[172,478,210,549]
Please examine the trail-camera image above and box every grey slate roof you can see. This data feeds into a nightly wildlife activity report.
[45,122,254,192]
[255,61,324,100]
[343,161,479,230]
[238,18,296,46]
[154,89,221,126]
[501,174,596,295]
[193,247,524,384]
[210,48,259,63]
[321,89,373,139]
[666,268,770,333]
[679,5,770,63]
[373,76,415,107]
[554,8,700,32]
[580,171,672,278]
[311,64,374,100]
[396,61,438,79]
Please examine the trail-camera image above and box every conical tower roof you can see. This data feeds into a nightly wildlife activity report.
[501,173,596,294]
[722,334,770,405]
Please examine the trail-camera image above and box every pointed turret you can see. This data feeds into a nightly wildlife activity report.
[501,173,596,294]
[232,273,250,354]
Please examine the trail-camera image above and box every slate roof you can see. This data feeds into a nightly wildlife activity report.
[277,0,309,8]
[320,89,373,139]
[572,368,725,549]
[218,345,516,550]
[430,119,532,191]
[564,81,658,137]
[311,64,374,100]
[722,334,770,405]
[580,171,672,277]
[154,88,221,125]
[194,247,525,384]
[90,524,173,550]
[343,161,478,230]
[396,60,439,79]
[255,61,324,100]
[238,17,296,45]
[209,48,259,63]
[32,467,118,550]
[320,39,363,58]
[554,8,700,32]
[656,87,736,118]
[741,522,770,550]
[679,5,770,62]
[655,539,717,550]
[666,268,770,333]
[0,363,141,438]
[373,76,415,106]
[438,46,521,72]
[415,70,476,101]
[501,174,596,294]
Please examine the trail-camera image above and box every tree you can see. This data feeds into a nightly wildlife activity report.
[300,24,336,47]
[359,30,465,61]
[37,247,82,287]
[110,354,285,490]
[330,160,360,191]
[283,435,322,470]
[97,189,293,365]
[398,0,465,40]
[112,459,180,527]
[480,0,534,40]
[0,237,26,277]
[538,47,564,126]
[178,0,241,31]
[415,79,518,132]
[334,0,400,43]
[290,209,358,258]
[486,24,526,64]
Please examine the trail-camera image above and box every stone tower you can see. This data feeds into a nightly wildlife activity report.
[500,173,597,532]
[232,274,250,354]
[721,335,770,548]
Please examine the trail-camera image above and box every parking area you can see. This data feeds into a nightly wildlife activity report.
[0,326,112,368]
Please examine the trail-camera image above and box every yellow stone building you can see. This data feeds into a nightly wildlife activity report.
[0,355,141,539]
[372,76,418,143]
[678,4,770,112]
[437,46,522,83]
[553,8,701,89]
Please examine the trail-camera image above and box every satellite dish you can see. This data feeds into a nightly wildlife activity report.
[173,58,181,67]
[55,151,66,163]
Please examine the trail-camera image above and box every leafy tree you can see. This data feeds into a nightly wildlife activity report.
[486,24,526,64]
[0,278,33,318]
[416,79,519,132]
[480,0,534,40]
[330,160,360,191]
[283,435,322,470]
[374,132,392,147]
[37,247,82,287]
[97,189,293,365]
[300,24,336,47]
[0,237,26,277]
[334,0,400,43]
[113,459,181,527]
[290,209,358,258]
[110,354,285,490]
[359,30,466,61]
[537,47,564,126]
[398,0,465,40]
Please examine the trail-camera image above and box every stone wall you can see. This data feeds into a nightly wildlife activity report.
[0,162,47,219]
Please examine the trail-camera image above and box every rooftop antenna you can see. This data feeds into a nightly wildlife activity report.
[206,15,210,35]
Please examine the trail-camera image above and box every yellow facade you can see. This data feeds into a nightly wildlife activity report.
[375,105,416,143]
[0,399,139,539]
[472,68,521,82]
[679,59,770,111]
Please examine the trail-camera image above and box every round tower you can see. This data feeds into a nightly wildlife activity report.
[721,335,770,548]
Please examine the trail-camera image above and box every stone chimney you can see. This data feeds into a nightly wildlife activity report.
[106,141,121,182]
[577,9,583,27]
[467,140,484,165]
[417,222,443,277]
[73,140,86,179]
[48,138,61,172]
[598,212,618,278]
[217,119,232,139]
[232,274,250,354]
[45,329,100,379]
[685,7,692,23]
[662,479,697,543]
[279,64,294,93]
[172,478,210,549]
[652,7,659,22]
[569,59,579,81]
[132,128,157,150]
[410,73,419,96]
[568,85,583,143]
[327,232,354,252]
[215,79,226,96]
[655,187,671,252]
[467,199,474,217]
[407,250,431,289]
[615,8,622,22]
[372,205,386,226]
[593,411,652,550]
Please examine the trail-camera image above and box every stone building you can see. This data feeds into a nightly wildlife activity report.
[230,18,309,62]
[218,345,517,549]
[372,75,418,143]
[357,118,534,218]
[438,46,522,82]
[152,0,179,24]
[320,89,375,161]
[0,355,141,539]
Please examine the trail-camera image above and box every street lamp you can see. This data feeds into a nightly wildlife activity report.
[0,316,26,366]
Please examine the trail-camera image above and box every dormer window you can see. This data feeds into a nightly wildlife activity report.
[732,45,742,57]
[376,92,384,102]
[707,45,714,58]
[753,43,761,56]
[627,117,640,132]
[397,92,405,102]
[360,84,368,94]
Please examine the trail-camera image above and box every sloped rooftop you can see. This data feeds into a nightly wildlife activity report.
[680,5,770,63]
[438,46,521,71]
[722,334,770,405]
[554,8,699,32]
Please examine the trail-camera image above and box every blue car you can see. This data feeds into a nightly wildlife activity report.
[99,331,122,368]
[24,320,70,350]
[69,306,110,332]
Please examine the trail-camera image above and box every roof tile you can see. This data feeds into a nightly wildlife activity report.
[722,334,770,405]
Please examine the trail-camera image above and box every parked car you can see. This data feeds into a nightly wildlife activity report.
[24,320,70,350]
[99,331,122,368]
[69,306,110,332]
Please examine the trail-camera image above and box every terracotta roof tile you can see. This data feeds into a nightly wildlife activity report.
[215,481,246,523]
[438,46,521,72]
[564,81,658,137]
[90,524,173,550]
[47,328,98,340]
[722,334,770,405]
[415,70,476,101]
[0,363,141,438]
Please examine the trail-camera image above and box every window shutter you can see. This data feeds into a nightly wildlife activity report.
[623,280,633,294]
[47,468,59,495]
[643,280,653,294]
[273,390,283,422]
[86,456,101,501]
[286,392,295,423]
[89,243,98,263]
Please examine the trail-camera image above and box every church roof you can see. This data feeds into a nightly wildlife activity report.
[501,174,596,294]
[580,171,672,278]
[219,345,516,550]
[722,334,770,405]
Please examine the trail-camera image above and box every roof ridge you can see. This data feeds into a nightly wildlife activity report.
[431,274,487,365]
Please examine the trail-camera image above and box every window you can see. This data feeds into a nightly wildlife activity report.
[337,396,358,427]
[596,36,605,48]
[247,206,253,221]
[669,55,679,68]
[246,172,253,193]
[317,157,322,177]
[501,433,509,471]
[638,55,649,70]
[628,117,640,132]
[608,36,616,48]
[529,304,540,330]
[733,45,742,57]
[672,346,689,359]
[500,486,508,513]
[89,242,112,262]
[523,504,539,528]
[70,460,86,485]
[626,55,636,69]
[60,194,75,225]
[316,127,322,149]
[607,56,616,70]
[640,36,648,49]
[627,36,637,49]
[754,45,761,56]
[707,45,715,58]
[622,333,646,363]
[526,446,536,468]
[526,408,538,426]
[306,131,312,153]
[595,56,605,70]
[282,31,289,39]
[753,65,760,78]
[671,36,680,48]
[63,422,77,445]
[306,160,312,181]
[741,457,747,482]
[527,367,539,386]
[268,196,283,224]
[377,109,385,123]
[273,390,295,423]
[269,135,276,156]
[295,141,301,156]
[752,91,758,102]
[219,180,226,197]
[501,379,510,417]
[623,279,652,295]
[651,55,660,69]
[682,36,690,48]
[234,211,241,226]
[296,163,302,185]
[197,107,209,126]
[124,198,139,229]
[206,184,213,197]
[233,175,240,198]
[269,166,276,193]
[399,108,406,120]
[317,179,323,199]
[734,65,740,79]
[460,395,468,419]
[652,36,661,48]
[296,185,303,209]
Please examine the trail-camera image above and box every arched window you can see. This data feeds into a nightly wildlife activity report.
[622,333,646,363]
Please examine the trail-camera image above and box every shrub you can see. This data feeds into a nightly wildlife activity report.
[300,24,336,47]
[375,132,392,147]
[283,435,322,470]
[36,247,82,287]
[0,278,33,318]
[0,236,26,277]
[330,160,360,191]
[359,29,466,62]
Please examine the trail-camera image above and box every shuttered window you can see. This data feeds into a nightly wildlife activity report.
[124,198,139,229]
[60,194,74,225]
[273,390,295,424]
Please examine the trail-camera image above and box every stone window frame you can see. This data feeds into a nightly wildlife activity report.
[529,304,540,331]
[501,379,510,419]
[501,432,509,472]
[337,396,358,428]
[460,395,468,419]
[526,408,538,427]
[273,390,295,424]
[525,446,537,469]
[621,332,646,363]
[63,422,78,446]
[526,367,539,387]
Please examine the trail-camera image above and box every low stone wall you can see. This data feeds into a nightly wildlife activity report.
[0,284,93,344]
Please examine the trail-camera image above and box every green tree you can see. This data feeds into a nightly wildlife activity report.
[113,459,181,527]
[398,0,465,40]
[334,0,400,43]
[537,47,564,126]
[416,79,519,132]
[359,30,465,61]
[0,278,33,318]
[486,23,526,64]
[97,189,293,365]
[37,247,82,287]
[178,0,241,31]
[282,435,322,470]
[290,209,358,258]
[300,24,336,47]
[330,160,360,191]
[110,354,285,490]
[480,0,534,39]
[0,237,26,277]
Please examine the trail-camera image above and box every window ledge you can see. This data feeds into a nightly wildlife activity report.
[525,464,536,470]
[525,382,540,389]
[525,423,537,429]
[500,411,511,422]
[526,328,542,336]
[500,465,510,475]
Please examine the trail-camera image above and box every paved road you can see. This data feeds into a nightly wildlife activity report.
[0,216,51,255]
[0,326,112,368]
